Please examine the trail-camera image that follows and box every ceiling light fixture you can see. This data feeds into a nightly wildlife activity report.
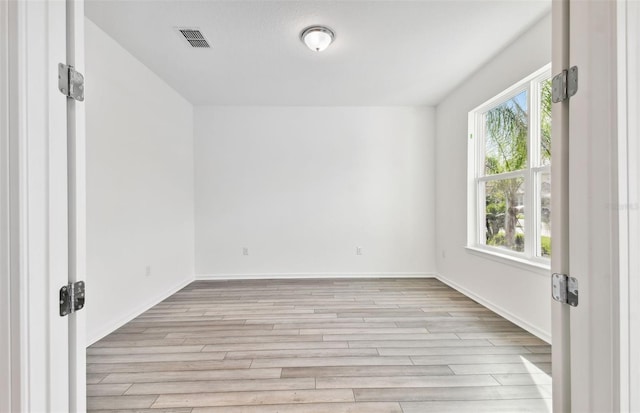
[300,26,335,52]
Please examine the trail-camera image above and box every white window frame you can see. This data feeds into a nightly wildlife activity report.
[468,64,552,267]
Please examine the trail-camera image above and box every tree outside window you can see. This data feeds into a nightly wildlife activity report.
[470,65,552,263]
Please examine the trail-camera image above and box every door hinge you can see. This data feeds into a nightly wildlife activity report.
[58,63,85,101]
[552,273,578,307]
[552,66,578,103]
[59,281,85,317]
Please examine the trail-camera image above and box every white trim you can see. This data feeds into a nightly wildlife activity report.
[618,1,639,410]
[568,1,619,410]
[8,1,69,411]
[550,0,571,410]
[436,273,551,343]
[468,64,553,266]
[0,0,12,409]
[189,273,553,344]
[8,1,27,409]
[66,0,87,409]
[616,3,629,411]
[465,246,550,275]
[628,2,640,408]
[477,170,526,182]
[91,270,551,359]
[46,1,70,409]
[86,277,193,346]
[196,272,436,281]
[471,64,552,114]
[90,271,546,347]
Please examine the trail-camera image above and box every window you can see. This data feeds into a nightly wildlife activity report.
[468,65,552,265]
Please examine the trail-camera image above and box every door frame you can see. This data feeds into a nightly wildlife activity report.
[4,0,636,411]
[1,0,13,410]
[550,0,571,411]
[3,0,78,411]
[567,1,620,411]
[617,1,639,410]
[66,0,88,410]
[553,0,634,411]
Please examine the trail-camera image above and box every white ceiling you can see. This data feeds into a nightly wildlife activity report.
[85,0,551,106]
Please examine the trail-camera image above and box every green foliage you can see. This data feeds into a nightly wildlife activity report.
[483,84,552,255]
[541,236,551,257]
[484,92,528,175]
[484,176,524,251]
[483,91,528,251]
[485,188,506,242]
[487,232,505,246]
[540,79,552,163]
[515,233,524,251]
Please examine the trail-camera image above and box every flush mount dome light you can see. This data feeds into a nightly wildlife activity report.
[300,25,335,52]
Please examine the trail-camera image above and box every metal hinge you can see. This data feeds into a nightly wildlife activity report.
[552,66,578,103]
[58,63,85,101]
[59,281,86,317]
[552,273,578,307]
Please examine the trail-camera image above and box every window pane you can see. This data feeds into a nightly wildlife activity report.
[540,79,552,165]
[484,177,525,252]
[484,90,528,175]
[539,172,551,257]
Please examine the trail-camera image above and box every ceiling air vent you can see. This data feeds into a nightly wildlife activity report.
[177,28,211,48]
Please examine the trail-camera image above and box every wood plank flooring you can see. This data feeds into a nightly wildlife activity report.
[87,278,552,412]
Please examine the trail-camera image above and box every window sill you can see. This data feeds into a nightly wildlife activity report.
[465,246,550,276]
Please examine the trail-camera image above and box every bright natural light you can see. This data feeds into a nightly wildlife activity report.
[469,65,552,264]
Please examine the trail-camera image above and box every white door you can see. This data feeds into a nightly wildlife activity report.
[552,0,623,411]
[4,0,86,411]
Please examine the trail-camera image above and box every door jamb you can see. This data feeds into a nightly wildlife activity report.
[551,0,571,410]
[66,0,87,409]
[4,0,70,411]
[617,1,640,410]
[0,0,14,409]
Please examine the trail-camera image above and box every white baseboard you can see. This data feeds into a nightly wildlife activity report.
[86,277,193,346]
[196,272,437,281]
[86,271,549,346]
[435,273,551,344]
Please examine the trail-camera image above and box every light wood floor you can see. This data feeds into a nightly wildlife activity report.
[87,278,552,412]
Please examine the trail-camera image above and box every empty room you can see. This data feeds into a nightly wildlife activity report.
[84,1,553,410]
[2,0,637,412]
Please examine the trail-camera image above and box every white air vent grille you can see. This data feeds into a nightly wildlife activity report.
[177,28,211,48]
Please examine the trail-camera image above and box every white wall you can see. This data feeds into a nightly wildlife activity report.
[195,106,436,278]
[84,11,549,343]
[435,14,552,341]
[85,19,194,344]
